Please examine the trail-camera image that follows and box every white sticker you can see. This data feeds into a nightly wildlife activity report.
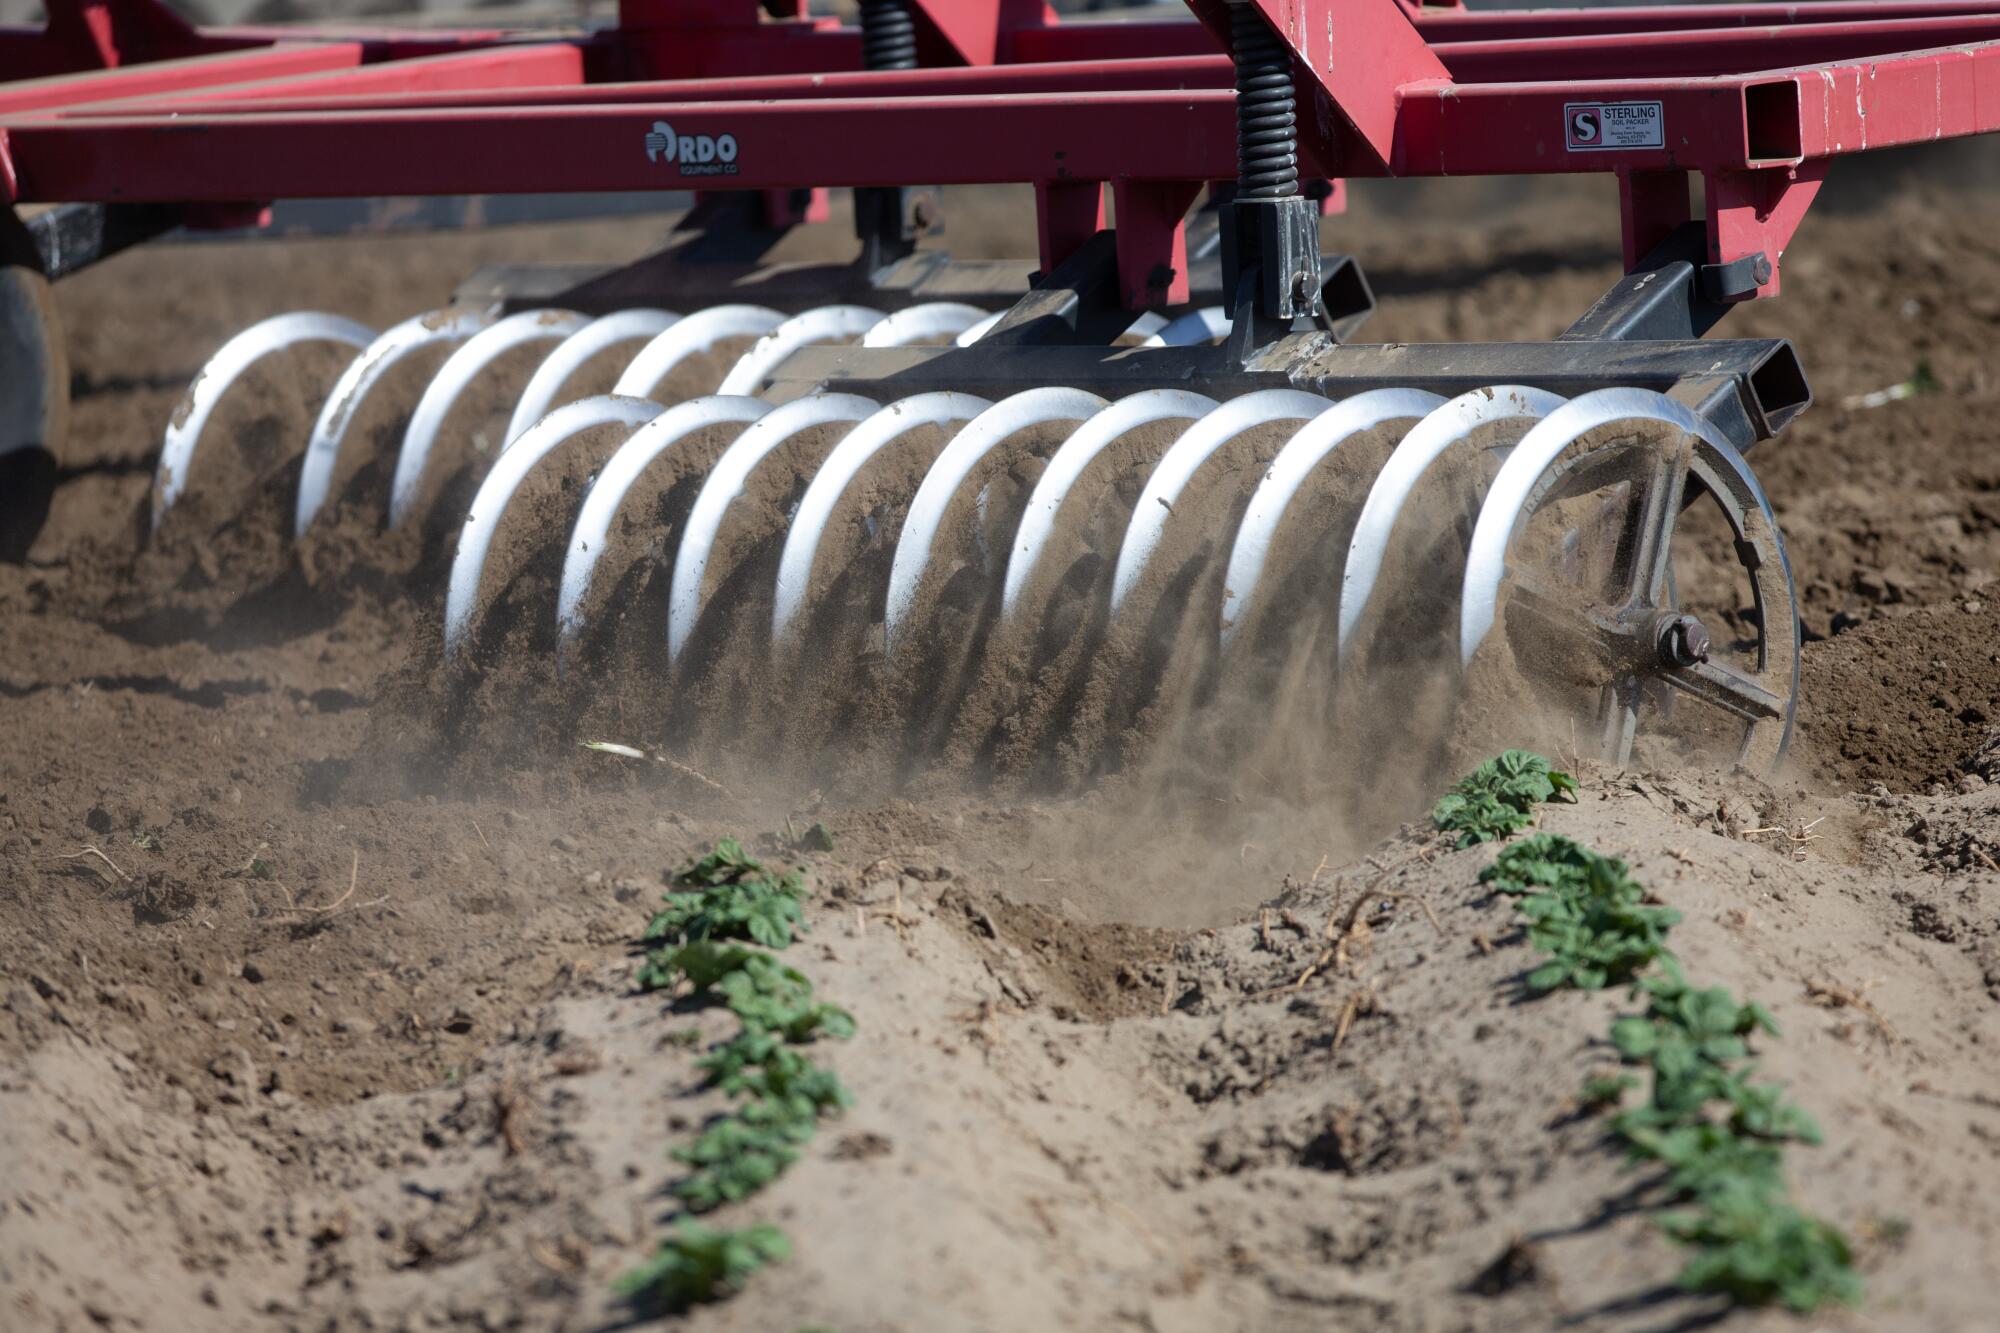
[644,119,740,177]
[1563,102,1664,152]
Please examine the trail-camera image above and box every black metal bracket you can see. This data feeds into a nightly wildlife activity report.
[976,224,1373,352]
[1219,194,1344,361]
[1562,223,1730,342]
[853,184,942,277]
[11,203,182,282]
[1700,250,1773,303]
[667,191,798,266]
[982,230,1134,346]
[1563,223,1777,341]
[1223,198,1322,315]
[1547,222,1811,445]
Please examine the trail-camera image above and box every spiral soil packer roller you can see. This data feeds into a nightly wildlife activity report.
[6,0,1996,779]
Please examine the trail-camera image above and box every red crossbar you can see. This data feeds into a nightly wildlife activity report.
[0,93,1248,200]
[45,54,1230,119]
[0,41,362,113]
[1009,2,2000,61]
[1413,0,2000,40]
[58,42,588,112]
[1441,13,2000,81]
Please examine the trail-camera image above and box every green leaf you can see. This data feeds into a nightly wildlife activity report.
[1609,1016,1657,1058]
[699,1035,854,1112]
[1526,960,1571,991]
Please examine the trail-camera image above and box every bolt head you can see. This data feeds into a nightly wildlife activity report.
[1659,615,1711,668]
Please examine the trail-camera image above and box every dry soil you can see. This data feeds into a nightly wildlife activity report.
[4,168,2000,1331]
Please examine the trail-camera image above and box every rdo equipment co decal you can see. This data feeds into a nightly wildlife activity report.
[644,120,740,176]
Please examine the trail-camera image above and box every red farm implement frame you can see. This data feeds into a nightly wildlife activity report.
[11,0,2000,304]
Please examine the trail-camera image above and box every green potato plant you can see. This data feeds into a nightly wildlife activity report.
[620,838,858,1313]
[1448,753,1861,1315]
[1663,1193,1864,1312]
[701,1037,854,1113]
[642,837,811,949]
[636,939,766,993]
[1480,834,1680,990]
[718,955,857,1041]
[1432,748,1578,847]
[615,1220,792,1312]
[673,1097,818,1211]
[644,873,806,950]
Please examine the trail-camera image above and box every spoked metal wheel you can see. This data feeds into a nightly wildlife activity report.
[1460,388,1799,772]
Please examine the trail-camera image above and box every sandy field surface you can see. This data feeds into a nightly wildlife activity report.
[3,166,2000,1331]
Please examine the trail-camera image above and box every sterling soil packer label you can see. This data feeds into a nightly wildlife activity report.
[1563,101,1664,151]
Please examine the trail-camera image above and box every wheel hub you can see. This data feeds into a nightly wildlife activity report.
[1655,613,1711,669]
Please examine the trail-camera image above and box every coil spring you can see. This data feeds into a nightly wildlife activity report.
[1230,4,1299,200]
[860,0,918,71]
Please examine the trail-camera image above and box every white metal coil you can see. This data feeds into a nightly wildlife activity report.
[388,309,590,530]
[155,311,374,530]
[293,306,496,536]
[503,309,680,448]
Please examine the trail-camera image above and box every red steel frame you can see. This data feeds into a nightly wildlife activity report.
[8,0,2000,307]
